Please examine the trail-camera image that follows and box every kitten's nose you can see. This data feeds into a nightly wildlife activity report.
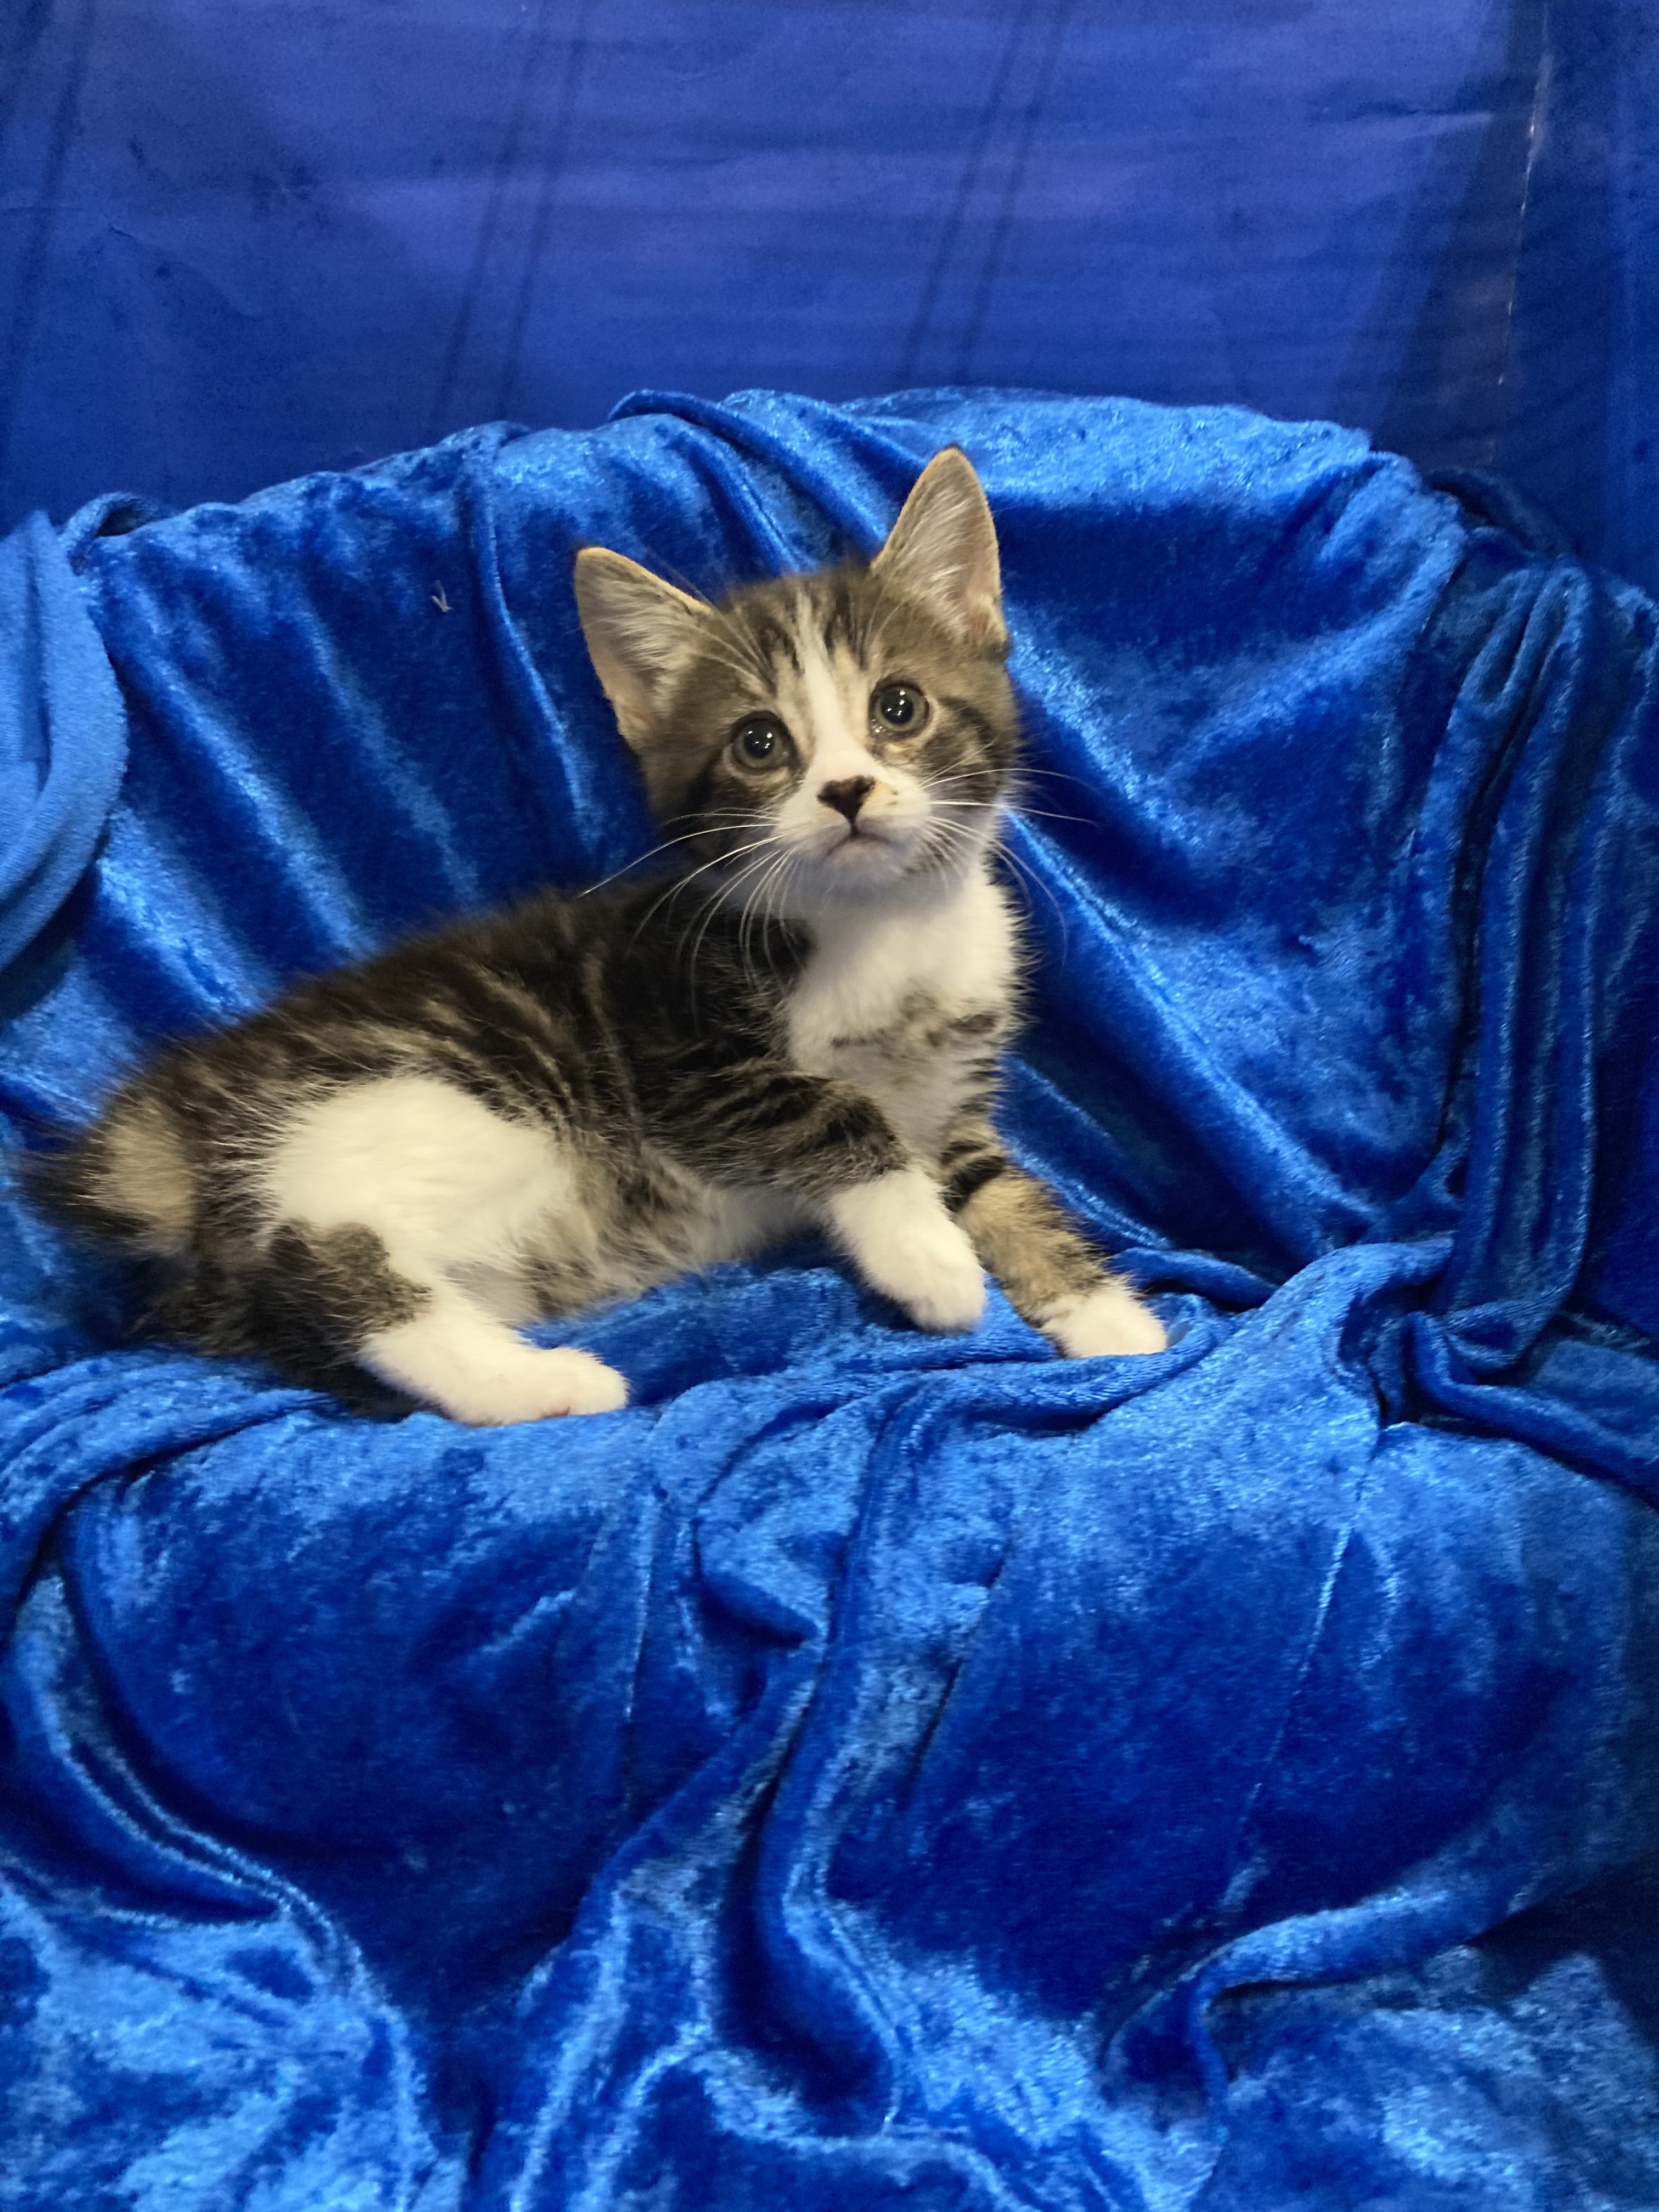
[819,776,874,826]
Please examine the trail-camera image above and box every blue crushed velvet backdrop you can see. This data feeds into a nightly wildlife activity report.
[3,391,1659,2203]
[4,0,1659,597]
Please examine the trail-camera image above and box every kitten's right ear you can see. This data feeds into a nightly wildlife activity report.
[573,548,712,751]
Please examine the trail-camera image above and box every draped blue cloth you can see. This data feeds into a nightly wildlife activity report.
[0,509,127,979]
[2,391,1657,2208]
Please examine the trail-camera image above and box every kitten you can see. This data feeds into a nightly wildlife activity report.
[32,449,1166,1425]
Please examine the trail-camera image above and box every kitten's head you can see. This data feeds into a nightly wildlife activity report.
[574,448,1018,912]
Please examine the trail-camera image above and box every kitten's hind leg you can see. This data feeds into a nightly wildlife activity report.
[272,1222,628,1426]
[263,1075,628,1422]
[360,1279,629,1425]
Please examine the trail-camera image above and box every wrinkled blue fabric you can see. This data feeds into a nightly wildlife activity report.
[0,510,127,980]
[1,391,1656,2208]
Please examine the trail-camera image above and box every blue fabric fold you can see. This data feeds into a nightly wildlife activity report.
[0,511,128,981]
[1,392,1656,2207]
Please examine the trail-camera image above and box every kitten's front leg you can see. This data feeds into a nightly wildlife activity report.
[940,1117,1167,1357]
[821,1165,985,1332]
[650,1062,984,1333]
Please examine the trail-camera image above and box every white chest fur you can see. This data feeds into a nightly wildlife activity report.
[785,866,1018,1157]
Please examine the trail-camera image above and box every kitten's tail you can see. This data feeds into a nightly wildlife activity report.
[20,1090,198,1259]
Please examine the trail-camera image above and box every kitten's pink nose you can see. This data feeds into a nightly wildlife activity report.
[819,776,874,826]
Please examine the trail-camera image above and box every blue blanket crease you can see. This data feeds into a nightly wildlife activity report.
[1,390,1656,2207]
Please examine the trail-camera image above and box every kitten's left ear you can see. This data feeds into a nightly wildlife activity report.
[870,447,1007,655]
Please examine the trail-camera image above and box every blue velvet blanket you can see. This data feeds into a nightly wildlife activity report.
[2,392,1657,2208]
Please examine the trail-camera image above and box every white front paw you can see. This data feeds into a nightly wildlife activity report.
[1041,1280,1167,1358]
[883,1213,987,1333]
[826,1168,986,1334]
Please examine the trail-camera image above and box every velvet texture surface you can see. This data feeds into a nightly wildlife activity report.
[1,392,1657,2207]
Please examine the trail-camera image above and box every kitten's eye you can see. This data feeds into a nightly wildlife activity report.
[731,715,788,767]
[872,683,926,734]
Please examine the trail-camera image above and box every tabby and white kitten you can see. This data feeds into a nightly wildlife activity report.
[37,449,1166,1424]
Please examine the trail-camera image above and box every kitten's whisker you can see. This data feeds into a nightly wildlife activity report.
[997,804,1096,829]
[912,819,981,874]
[991,832,1071,961]
[735,857,787,990]
[577,823,748,899]
[672,837,786,991]
[923,770,1096,833]
[739,847,803,980]
[628,835,780,951]
[683,854,772,1004]
[1013,762,1104,799]
[580,809,783,906]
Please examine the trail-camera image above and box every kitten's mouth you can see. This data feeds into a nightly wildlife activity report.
[823,823,907,867]
[769,814,929,899]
